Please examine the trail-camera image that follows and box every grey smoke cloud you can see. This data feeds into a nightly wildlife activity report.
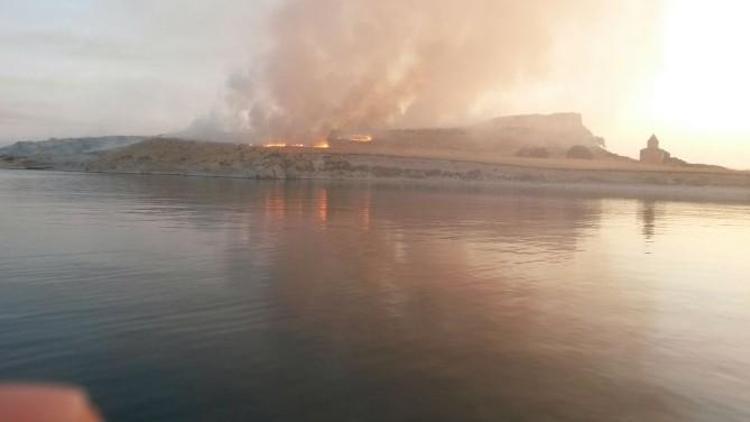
[218,0,662,143]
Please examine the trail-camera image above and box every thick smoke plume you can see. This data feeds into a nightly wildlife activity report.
[217,0,654,143]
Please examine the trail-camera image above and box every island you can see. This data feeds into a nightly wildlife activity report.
[2,114,749,202]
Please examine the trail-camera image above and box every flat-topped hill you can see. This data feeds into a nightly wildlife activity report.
[334,113,607,158]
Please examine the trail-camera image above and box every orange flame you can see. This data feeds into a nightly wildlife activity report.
[262,138,330,149]
[350,134,373,143]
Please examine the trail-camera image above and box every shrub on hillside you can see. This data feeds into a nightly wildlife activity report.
[566,145,594,160]
[516,146,550,159]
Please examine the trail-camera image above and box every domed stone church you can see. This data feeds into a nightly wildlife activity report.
[640,135,671,165]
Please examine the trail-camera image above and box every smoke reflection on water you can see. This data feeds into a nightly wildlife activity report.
[0,170,750,421]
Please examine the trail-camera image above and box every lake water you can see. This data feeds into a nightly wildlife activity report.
[1,169,750,421]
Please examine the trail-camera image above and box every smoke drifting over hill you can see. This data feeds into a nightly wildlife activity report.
[208,0,660,143]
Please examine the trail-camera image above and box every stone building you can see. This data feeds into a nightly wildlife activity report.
[640,134,671,165]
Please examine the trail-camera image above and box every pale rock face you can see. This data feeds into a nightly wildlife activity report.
[473,112,604,150]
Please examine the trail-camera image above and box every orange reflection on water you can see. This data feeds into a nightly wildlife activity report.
[317,188,328,223]
[360,191,372,230]
[264,190,286,221]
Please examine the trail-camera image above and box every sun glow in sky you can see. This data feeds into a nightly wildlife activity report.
[643,0,750,166]
[651,0,750,133]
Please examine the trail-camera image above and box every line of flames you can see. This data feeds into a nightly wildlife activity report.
[260,134,373,149]
[261,142,330,149]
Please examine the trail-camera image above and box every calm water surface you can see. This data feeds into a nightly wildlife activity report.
[1,169,750,421]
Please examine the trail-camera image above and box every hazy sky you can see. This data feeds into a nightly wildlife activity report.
[0,0,272,140]
[1,0,748,168]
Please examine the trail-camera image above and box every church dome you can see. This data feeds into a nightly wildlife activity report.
[647,134,659,149]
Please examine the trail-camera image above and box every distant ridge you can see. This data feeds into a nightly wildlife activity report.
[0,136,146,170]
[0,136,145,158]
